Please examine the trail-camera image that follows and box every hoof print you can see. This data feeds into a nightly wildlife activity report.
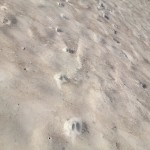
[54,73,69,89]
[55,27,63,33]
[57,2,65,7]
[64,118,87,137]
[113,38,120,44]
[63,47,75,54]
[1,15,17,26]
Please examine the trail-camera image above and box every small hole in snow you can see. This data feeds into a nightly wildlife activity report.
[76,122,80,131]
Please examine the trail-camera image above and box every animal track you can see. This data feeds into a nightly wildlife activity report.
[114,30,117,34]
[102,12,109,20]
[54,73,69,89]
[97,3,105,10]
[113,38,120,44]
[64,118,87,137]
[0,5,8,11]
[2,17,11,25]
[55,27,63,32]
[60,13,68,19]
[57,2,65,7]
[1,15,17,26]
[22,47,26,50]
[140,82,147,89]
[63,47,75,54]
